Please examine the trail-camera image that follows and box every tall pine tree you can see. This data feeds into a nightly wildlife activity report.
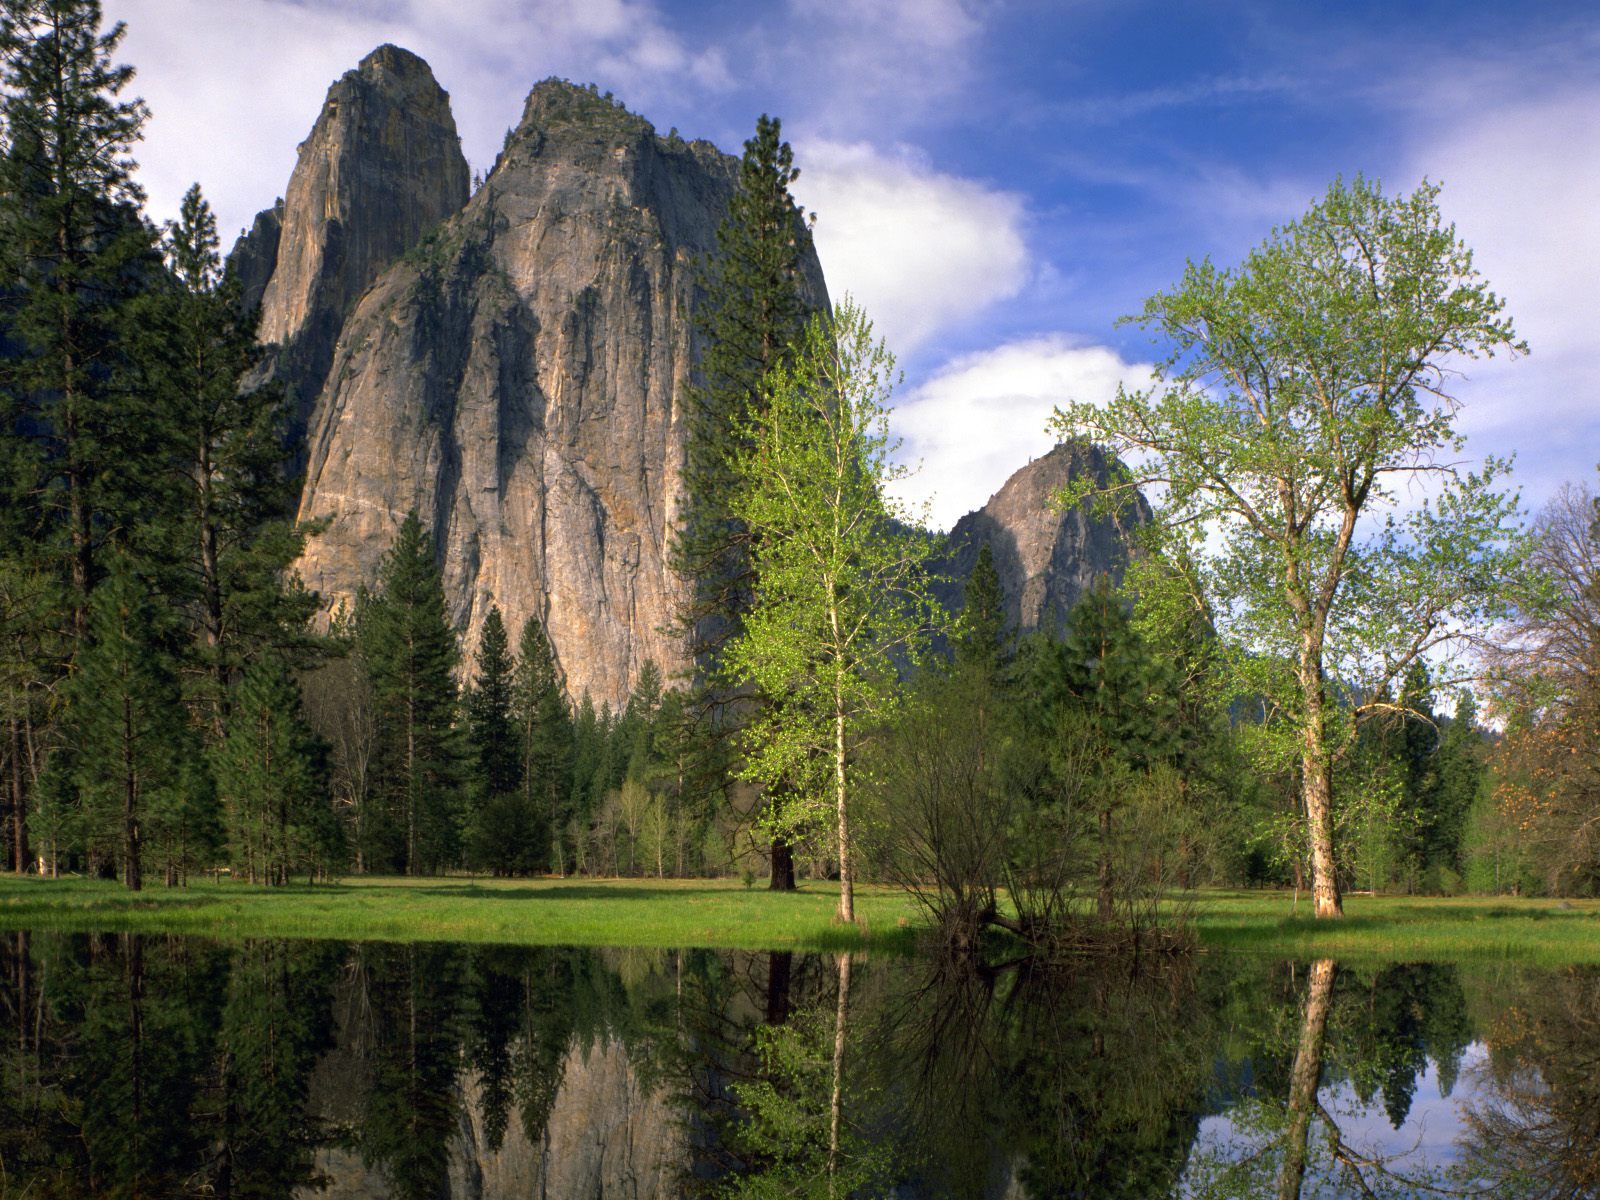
[59,557,198,889]
[0,0,153,637]
[466,606,535,874]
[513,614,571,874]
[360,512,462,875]
[213,652,337,884]
[672,114,816,890]
[133,184,312,731]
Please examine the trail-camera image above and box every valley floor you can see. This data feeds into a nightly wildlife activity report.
[1,875,1598,962]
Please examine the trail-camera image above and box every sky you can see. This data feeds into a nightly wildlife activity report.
[111,0,1600,531]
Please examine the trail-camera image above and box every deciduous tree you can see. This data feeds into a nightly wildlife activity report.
[727,299,941,922]
[1051,177,1528,917]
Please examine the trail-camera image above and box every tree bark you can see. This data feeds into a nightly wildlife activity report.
[769,836,795,891]
[1300,654,1343,918]
[834,689,853,924]
[1278,958,1337,1200]
[123,696,141,891]
[9,715,29,872]
[829,951,851,1184]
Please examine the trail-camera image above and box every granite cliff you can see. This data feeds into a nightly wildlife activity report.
[935,442,1151,636]
[233,44,471,434]
[238,48,1143,707]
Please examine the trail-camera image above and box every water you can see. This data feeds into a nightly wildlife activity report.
[0,933,1594,1198]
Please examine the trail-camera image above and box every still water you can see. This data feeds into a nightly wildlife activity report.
[0,932,1594,1198]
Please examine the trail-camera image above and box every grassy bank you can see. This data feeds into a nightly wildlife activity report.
[1195,890,1600,964]
[0,874,921,952]
[1,875,1598,961]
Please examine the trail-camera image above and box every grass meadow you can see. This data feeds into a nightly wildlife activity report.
[3,875,1599,962]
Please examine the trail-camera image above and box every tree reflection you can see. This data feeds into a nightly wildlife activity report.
[1187,959,1483,1200]
[1459,966,1600,1199]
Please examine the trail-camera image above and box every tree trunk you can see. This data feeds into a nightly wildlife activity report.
[769,836,795,891]
[1300,651,1343,918]
[123,698,141,891]
[406,696,418,877]
[764,950,793,1025]
[1278,958,1336,1200]
[834,696,853,924]
[1097,807,1114,921]
[828,951,851,1183]
[9,715,29,873]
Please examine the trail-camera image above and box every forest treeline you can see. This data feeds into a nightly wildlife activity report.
[2,2,1597,912]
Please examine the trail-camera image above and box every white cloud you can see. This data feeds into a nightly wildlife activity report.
[783,0,980,134]
[794,139,1030,358]
[887,336,1151,530]
[1409,84,1600,505]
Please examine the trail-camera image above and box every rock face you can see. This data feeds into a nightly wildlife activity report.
[308,1038,684,1199]
[288,75,826,706]
[937,442,1150,636]
[244,49,1141,709]
[244,44,470,429]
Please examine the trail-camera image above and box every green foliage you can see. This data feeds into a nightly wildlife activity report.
[130,184,313,727]
[464,606,532,873]
[1050,176,1529,916]
[359,513,463,874]
[726,299,942,917]
[673,113,813,661]
[954,541,1007,676]
[55,559,208,888]
[212,652,339,883]
[0,0,155,631]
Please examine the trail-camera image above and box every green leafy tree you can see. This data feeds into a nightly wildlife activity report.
[1051,177,1528,917]
[360,512,463,874]
[726,299,941,922]
[466,606,537,874]
[213,652,338,883]
[673,113,818,891]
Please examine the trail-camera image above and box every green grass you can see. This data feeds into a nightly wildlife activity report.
[2,875,1598,962]
[1194,889,1600,964]
[0,874,921,952]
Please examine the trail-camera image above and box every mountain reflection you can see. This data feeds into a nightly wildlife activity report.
[0,932,1597,1198]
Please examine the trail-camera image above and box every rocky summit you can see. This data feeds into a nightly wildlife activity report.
[237,48,1144,707]
[937,442,1151,636]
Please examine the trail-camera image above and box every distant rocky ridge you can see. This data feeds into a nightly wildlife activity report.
[934,442,1151,635]
[236,46,1145,707]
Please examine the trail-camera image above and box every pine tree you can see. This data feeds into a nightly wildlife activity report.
[513,615,571,875]
[360,512,462,874]
[567,694,599,873]
[0,0,154,638]
[1044,579,1180,918]
[465,606,528,872]
[62,558,198,889]
[213,652,337,884]
[622,660,662,782]
[132,184,312,731]
[671,114,817,891]
[956,542,1007,676]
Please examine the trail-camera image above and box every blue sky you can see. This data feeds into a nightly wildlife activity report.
[115,0,1599,529]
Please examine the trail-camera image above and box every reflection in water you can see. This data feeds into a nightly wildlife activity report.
[1,932,1598,1197]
